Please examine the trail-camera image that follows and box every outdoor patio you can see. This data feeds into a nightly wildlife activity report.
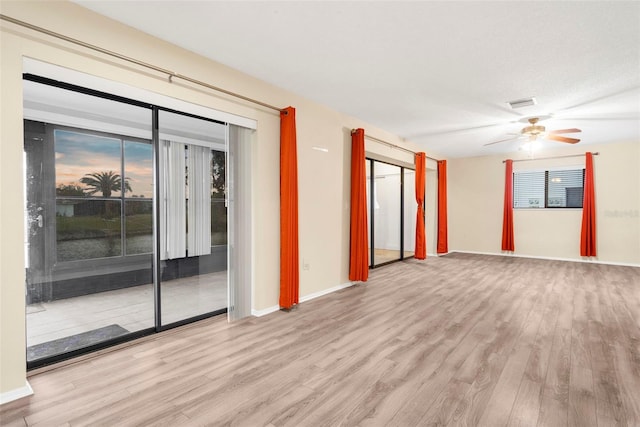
[26,271,227,360]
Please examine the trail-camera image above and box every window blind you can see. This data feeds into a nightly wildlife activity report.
[547,169,584,208]
[514,170,545,208]
[513,168,584,209]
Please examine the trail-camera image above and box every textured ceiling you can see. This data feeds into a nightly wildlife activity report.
[74,1,640,158]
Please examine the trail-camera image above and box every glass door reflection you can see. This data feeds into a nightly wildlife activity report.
[158,110,228,326]
[366,160,372,267]
[366,158,416,268]
[372,162,402,265]
[23,80,155,366]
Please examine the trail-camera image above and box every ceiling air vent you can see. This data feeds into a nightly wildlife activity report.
[508,97,536,109]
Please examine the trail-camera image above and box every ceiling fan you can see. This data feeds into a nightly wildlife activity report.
[484,117,581,146]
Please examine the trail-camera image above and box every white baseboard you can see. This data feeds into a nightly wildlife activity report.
[251,282,355,318]
[449,250,640,268]
[0,381,33,405]
[251,305,279,317]
[299,282,354,304]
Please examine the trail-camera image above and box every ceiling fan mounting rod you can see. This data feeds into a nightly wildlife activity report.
[522,117,546,135]
[522,124,546,135]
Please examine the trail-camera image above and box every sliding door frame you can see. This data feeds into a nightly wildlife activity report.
[366,157,419,269]
[24,74,229,369]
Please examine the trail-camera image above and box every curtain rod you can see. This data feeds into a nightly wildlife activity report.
[353,130,440,162]
[503,152,600,163]
[0,14,284,113]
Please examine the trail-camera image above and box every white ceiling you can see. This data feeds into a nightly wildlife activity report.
[74,1,640,158]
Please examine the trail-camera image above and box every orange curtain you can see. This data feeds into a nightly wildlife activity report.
[279,107,299,309]
[437,160,448,254]
[502,159,515,251]
[349,129,369,282]
[580,152,596,257]
[414,153,427,259]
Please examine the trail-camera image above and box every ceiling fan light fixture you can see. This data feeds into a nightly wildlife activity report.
[484,116,581,147]
[508,97,537,109]
[520,139,540,152]
[522,124,546,136]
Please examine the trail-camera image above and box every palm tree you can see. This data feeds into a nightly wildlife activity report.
[56,183,86,196]
[80,171,131,197]
[211,151,225,198]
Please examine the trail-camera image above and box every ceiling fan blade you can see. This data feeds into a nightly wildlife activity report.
[547,134,580,144]
[548,128,581,134]
[554,116,638,121]
[483,135,524,146]
[409,121,509,138]
[559,86,640,112]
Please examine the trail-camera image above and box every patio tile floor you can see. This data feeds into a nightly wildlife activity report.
[26,271,227,351]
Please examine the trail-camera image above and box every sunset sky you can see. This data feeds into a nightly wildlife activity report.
[55,129,153,198]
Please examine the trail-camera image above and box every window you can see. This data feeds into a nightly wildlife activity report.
[54,129,153,262]
[513,168,584,209]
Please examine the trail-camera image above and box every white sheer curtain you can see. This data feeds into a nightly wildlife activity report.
[160,141,213,259]
[228,125,253,321]
[159,140,186,260]
[187,145,212,256]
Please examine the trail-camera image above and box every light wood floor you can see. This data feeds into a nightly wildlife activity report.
[2,253,639,426]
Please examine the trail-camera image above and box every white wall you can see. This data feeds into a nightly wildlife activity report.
[0,1,440,398]
[449,141,640,265]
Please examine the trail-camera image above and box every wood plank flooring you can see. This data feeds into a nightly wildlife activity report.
[1,253,639,426]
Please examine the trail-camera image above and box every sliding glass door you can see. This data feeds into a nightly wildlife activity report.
[373,162,402,264]
[23,81,155,364]
[23,76,239,368]
[158,110,227,326]
[366,161,372,267]
[366,158,418,267]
